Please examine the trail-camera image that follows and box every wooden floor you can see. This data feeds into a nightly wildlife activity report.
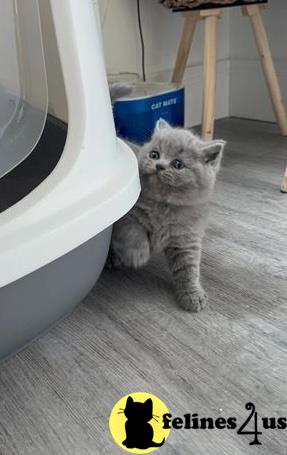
[1,119,287,454]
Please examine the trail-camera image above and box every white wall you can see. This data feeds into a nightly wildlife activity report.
[99,0,230,127]
[229,1,287,122]
[40,0,286,127]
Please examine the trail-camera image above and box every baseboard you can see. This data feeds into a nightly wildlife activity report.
[150,59,230,128]
[49,58,287,130]
[230,58,287,122]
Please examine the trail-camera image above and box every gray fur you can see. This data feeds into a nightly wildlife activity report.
[109,82,133,104]
[110,119,226,312]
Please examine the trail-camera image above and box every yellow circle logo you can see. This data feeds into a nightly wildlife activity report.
[109,392,171,453]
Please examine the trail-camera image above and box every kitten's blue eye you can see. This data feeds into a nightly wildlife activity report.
[149,150,160,160]
[171,159,184,169]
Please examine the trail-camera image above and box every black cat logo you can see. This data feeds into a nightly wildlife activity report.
[109,392,170,452]
[121,396,165,450]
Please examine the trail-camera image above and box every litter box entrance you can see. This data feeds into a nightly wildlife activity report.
[0,0,48,177]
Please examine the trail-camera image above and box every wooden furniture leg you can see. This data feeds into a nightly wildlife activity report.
[202,9,221,141]
[172,12,199,84]
[242,5,287,136]
[172,9,221,140]
[281,166,287,193]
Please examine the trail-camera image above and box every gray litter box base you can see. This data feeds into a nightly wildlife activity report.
[0,227,112,361]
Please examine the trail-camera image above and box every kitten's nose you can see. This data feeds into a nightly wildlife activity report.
[156,164,165,172]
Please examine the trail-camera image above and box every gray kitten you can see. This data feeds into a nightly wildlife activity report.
[110,119,225,312]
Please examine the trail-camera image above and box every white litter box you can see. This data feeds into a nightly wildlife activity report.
[0,0,140,361]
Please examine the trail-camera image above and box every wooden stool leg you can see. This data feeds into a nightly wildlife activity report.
[172,13,198,84]
[242,5,287,136]
[281,166,287,193]
[202,11,220,141]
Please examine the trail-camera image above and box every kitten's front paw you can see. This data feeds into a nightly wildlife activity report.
[105,249,122,269]
[177,288,208,312]
[122,440,135,449]
[123,241,150,269]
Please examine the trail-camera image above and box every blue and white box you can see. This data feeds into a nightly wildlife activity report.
[113,82,185,144]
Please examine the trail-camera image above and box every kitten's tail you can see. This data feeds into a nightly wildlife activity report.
[109,82,133,104]
[150,438,165,447]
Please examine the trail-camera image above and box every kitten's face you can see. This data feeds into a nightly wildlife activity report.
[124,397,153,422]
[138,120,225,193]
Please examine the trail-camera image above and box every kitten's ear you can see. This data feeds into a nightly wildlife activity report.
[155,118,171,132]
[144,398,153,412]
[126,396,134,407]
[201,140,226,167]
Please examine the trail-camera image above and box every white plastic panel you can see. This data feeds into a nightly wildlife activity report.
[0,0,140,288]
[0,0,48,177]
